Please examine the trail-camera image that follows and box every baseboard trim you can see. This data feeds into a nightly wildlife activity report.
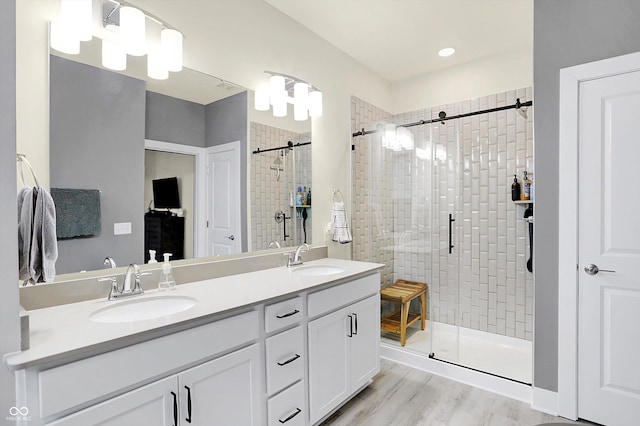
[380,343,532,403]
[530,387,559,416]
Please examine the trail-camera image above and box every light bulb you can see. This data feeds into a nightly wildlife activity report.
[308,90,323,117]
[50,20,80,54]
[161,28,183,72]
[120,6,146,56]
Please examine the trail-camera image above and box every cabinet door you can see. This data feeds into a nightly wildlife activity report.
[349,295,380,390]
[178,344,263,426]
[46,376,177,426]
[308,306,350,424]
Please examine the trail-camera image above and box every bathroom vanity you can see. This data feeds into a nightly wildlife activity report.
[6,258,382,426]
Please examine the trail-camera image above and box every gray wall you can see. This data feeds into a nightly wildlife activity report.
[146,91,206,147]
[50,56,146,273]
[205,91,249,251]
[533,0,640,392]
[0,0,19,412]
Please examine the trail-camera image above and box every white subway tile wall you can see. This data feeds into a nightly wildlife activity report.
[351,88,533,341]
[250,122,312,251]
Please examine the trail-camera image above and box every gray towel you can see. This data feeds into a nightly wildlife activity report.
[18,186,58,284]
[50,188,101,239]
[331,201,352,244]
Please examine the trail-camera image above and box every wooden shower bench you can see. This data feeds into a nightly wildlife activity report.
[380,279,428,346]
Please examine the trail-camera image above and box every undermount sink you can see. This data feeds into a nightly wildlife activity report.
[292,265,346,277]
[90,295,197,323]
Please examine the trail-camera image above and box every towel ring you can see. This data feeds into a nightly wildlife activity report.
[332,188,344,203]
[16,153,40,187]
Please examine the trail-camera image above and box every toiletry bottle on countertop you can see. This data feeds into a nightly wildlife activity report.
[521,171,531,201]
[158,253,176,291]
[148,249,158,264]
[511,175,521,201]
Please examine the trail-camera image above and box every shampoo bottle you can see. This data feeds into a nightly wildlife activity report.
[511,175,521,201]
[521,171,531,201]
[158,253,176,291]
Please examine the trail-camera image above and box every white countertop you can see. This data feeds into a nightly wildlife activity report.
[5,258,382,371]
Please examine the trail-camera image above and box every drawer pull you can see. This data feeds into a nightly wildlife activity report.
[353,313,358,335]
[279,407,302,424]
[277,353,301,366]
[170,391,178,426]
[276,309,300,319]
[185,385,192,423]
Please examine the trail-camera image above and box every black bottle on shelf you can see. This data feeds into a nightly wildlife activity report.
[511,174,521,201]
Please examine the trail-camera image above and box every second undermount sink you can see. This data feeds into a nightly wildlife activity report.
[90,295,197,324]
[292,264,346,277]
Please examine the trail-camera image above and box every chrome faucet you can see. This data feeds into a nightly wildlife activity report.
[104,257,116,268]
[97,263,148,301]
[287,243,310,267]
[268,240,281,249]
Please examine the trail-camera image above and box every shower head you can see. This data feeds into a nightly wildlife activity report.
[273,154,282,166]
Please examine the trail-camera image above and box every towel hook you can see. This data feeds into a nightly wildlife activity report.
[16,153,40,187]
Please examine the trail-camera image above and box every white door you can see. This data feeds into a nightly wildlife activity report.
[578,70,640,426]
[178,344,262,426]
[46,376,177,426]
[207,142,241,256]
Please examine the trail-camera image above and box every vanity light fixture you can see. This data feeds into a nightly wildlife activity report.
[254,72,323,121]
[50,0,185,81]
[438,47,456,57]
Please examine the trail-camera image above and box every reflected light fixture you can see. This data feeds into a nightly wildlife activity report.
[438,47,456,57]
[254,72,323,121]
[50,0,185,81]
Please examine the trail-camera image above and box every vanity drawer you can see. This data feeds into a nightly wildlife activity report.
[268,381,305,426]
[37,310,258,420]
[265,296,303,334]
[265,326,304,396]
[307,273,379,318]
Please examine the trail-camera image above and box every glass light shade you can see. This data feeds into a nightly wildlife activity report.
[269,75,285,106]
[147,53,168,80]
[254,86,270,111]
[272,90,288,117]
[161,28,183,72]
[60,0,93,41]
[308,90,323,117]
[293,82,309,121]
[120,6,146,56]
[102,36,126,71]
[50,21,80,54]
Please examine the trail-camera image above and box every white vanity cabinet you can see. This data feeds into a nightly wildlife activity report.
[307,275,380,425]
[46,344,262,426]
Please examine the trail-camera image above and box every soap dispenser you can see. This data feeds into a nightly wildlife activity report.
[148,249,158,264]
[158,253,176,291]
[511,175,521,201]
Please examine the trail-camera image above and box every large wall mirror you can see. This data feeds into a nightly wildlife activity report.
[49,35,312,277]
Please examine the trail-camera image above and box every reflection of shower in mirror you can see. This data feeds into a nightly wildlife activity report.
[270,149,288,181]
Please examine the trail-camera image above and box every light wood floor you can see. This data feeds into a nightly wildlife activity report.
[320,359,589,426]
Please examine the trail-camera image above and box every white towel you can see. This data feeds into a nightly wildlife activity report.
[331,201,352,244]
[18,186,58,284]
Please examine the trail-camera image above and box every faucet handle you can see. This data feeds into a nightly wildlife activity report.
[98,275,121,300]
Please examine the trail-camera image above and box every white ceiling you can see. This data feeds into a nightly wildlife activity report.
[264,0,533,83]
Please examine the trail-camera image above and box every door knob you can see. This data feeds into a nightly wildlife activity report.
[584,264,615,275]
[225,235,235,241]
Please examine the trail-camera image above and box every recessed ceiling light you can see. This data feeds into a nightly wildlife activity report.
[438,47,455,57]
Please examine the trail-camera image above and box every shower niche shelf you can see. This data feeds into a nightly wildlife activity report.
[513,200,533,204]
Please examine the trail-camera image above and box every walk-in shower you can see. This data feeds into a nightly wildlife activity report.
[351,88,533,384]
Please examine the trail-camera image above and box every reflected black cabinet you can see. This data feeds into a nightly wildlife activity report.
[144,212,184,263]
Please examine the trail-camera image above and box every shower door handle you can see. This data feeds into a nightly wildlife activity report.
[449,214,455,254]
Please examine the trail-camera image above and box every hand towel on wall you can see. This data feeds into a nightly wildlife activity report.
[331,201,352,244]
[18,187,35,282]
[50,188,101,239]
